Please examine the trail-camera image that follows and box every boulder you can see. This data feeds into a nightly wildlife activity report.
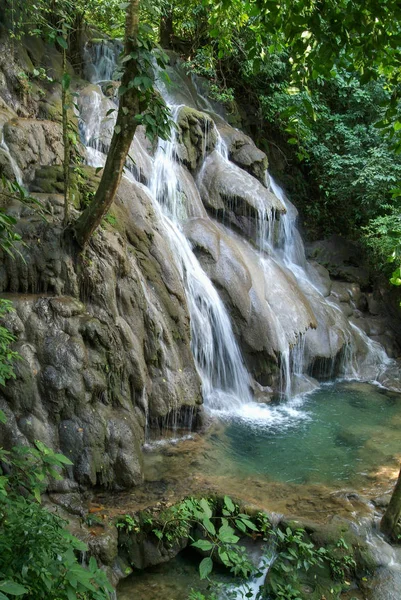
[218,123,268,184]
[197,150,285,239]
[174,106,217,171]
[306,235,370,287]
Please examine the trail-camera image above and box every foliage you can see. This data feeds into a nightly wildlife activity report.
[116,496,361,599]
[0,300,20,387]
[266,527,356,600]
[0,177,47,258]
[0,428,113,600]
[184,48,235,107]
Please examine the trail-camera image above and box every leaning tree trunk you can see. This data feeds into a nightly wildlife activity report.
[74,0,141,247]
[380,464,401,541]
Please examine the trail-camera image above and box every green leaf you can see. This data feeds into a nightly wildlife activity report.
[240,518,258,531]
[200,498,212,518]
[89,556,97,572]
[199,557,213,580]
[235,519,246,533]
[192,539,214,552]
[62,73,71,91]
[0,581,28,595]
[218,525,240,544]
[54,453,73,465]
[67,587,76,600]
[218,547,231,566]
[224,496,235,513]
[115,125,121,134]
[202,518,216,536]
[0,409,6,423]
[57,36,68,50]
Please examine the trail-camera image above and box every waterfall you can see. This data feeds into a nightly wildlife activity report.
[83,39,122,83]
[79,41,397,414]
[267,175,393,388]
[79,43,252,411]
[149,107,252,409]
[0,128,23,185]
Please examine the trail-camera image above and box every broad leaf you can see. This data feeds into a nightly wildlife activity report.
[199,557,213,580]
[0,581,28,595]
[192,539,214,552]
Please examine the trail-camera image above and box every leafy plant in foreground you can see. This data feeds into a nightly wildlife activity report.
[0,415,113,599]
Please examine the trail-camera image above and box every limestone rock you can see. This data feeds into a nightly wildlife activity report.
[198,150,285,239]
[0,174,202,491]
[218,123,268,183]
[118,529,188,570]
[3,118,64,176]
[185,217,316,385]
[175,106,217,171]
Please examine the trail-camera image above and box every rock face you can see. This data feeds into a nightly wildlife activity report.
[3,118,64,177]
[0,174,202,490]
[306,235,370,287]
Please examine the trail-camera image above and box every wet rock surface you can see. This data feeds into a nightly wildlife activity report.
[0,174,202,490]
[218,123,269,184]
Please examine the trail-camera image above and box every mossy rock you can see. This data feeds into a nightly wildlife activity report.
[31,165,100,209]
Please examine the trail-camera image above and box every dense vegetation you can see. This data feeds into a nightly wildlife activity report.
[115,495,365,599]
[0,411,113,599]
[167,3,401,282]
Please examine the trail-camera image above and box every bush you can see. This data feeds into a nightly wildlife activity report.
[0,421,113,600]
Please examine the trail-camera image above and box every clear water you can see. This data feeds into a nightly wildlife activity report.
[141,380,401,508]
[207,381,401,487]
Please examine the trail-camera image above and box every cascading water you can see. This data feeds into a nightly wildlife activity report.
[78,44,252,411]
[149,106,252,410]
[0,128,23,185]
[83,39,122,83]
[268,175,393,387]
[79,41,398,417]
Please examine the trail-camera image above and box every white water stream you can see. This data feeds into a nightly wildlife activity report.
[0,129,23,185]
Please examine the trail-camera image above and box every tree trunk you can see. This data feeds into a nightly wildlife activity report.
[380,464,401,540]
[69,12,85,76]
[74,0,141,247]
[160,7,174,49]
